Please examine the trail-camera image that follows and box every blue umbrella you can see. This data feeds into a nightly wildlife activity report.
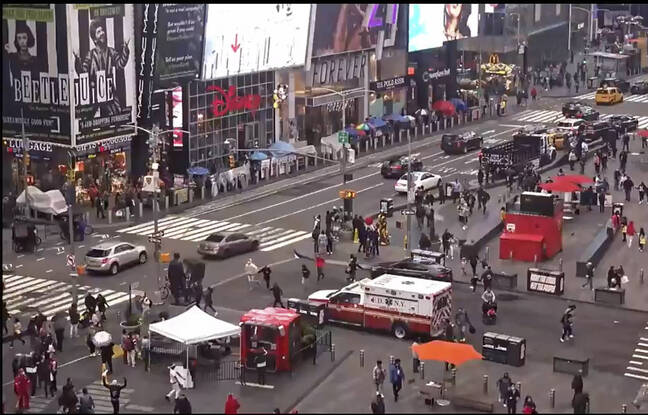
[269,140,295,157]
[367,117,387,128]
[187,166,209,175]
[450,98,467,112]
[250,151,268,161]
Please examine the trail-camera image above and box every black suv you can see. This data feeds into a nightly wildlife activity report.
[583,121,612,143]
[630,81,648,95]
[441,132,483,154]
[562,103,599,120]
[381,156,423,178]
[607,115,639,132]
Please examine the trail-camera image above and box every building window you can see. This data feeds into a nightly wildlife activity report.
[535,4,541,22]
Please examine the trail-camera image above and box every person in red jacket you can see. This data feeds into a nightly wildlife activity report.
[14,368,31,411]
[627,221,636,248]
[224,393,240,414]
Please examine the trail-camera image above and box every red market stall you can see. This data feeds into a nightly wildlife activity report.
[500,233,544,262]
[240,307,302,373]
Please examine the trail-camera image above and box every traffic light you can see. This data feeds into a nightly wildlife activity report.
[228,155,236,169]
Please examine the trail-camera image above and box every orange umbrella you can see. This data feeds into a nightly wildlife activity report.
[412,340,482,367]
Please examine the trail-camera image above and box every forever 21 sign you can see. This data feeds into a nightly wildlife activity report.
[370,76,406,93]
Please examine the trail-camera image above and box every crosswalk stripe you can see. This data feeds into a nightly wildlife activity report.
[181,222,242,241]
[6,282,69,307]
[636,348,648,354]
[625,372,648,381]
[4,276,37,290]
[627,366,648,374]
[3,279,57,296]
[162,218,213,238]
[629,361,643,365]
[115,214,315,252]
[173,220,233,239]
[128,217,204,236]
[258,230,309,248]
[115,215,181,233]
[632,354,648,360]
[3,274,25,283]
[260,233,313,252]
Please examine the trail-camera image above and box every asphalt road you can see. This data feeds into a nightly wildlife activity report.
[3,92,648,413]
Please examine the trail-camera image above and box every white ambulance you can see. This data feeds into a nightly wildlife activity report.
[307,274,452,339]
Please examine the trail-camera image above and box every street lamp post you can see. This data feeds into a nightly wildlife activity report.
[19,108,30,218]
[128,125,189,304]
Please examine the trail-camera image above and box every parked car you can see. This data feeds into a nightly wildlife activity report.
[394,171,442,193]
[84,242,147,275]
[600,77,630,93]
[630,80,648,94]
[370,259,453,282]
[607,115,639,132]
[197,232,259,259]
[380,156,423,178]
[595,87,623,105]
[440,131,483,154]
[583,121,612,143]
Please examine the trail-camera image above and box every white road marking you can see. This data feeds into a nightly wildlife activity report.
[45,269,53,273]
[627,366,648,374]
[625,372,648,381]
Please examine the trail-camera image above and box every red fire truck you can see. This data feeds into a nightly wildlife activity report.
[307,274,452,339]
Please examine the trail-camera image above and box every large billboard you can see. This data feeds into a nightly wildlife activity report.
[409,4,479,52]
[67,4,137,145]
[311,4,400,57]
[155,4,205,87]
[2,5,72,145]
[202,4,311,80]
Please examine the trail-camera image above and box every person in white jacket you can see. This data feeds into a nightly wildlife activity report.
[245,259,259,290]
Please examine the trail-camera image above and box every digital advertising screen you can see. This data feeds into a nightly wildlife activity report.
[202,4,311,80]
[408,4,478,52]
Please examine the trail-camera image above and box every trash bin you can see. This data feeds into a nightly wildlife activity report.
[287,298,327,327]
[612,202,623,216]
[482,332,508,365]
[506,336,526,367]
[380,198,394,217]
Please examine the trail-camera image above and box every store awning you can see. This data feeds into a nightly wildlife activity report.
[302,88,368,107]
[149,306,240,345]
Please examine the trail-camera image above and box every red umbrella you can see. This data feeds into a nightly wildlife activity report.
[638,129,648,138]
[365,217,373,226]
[553,174,593,185]
[431,100,456,117]
[539,181,581,192]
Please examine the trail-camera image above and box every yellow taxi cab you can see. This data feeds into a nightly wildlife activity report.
[595,87,623,105]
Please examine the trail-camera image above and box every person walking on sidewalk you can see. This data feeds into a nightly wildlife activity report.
[68,303,79,339]
[372,360,386,393]
[166,365,181,401]
[174,393,192,414]
[522,396,537,414]
[271,283,285,308]
[637,182,647,204]
[10,317,26,348]
[639,228,646,253]
[346,255,358,282]
[371,392,386,414]
[78,387,95,414]
[14,368,31,412]
[100,342,115,375]
[581,262,594,290]
[224,393,240,414]
[561,305,576,342]
[572,371,584,399]
[623,174,634,202]
[37,354,50,398]
[202,286,217,314]
[389,358,405,402]
[245,258,259,291]
[627,221,636,248]
[497,372,513,405]
[315,256,325,282]
[259,265,272,290]
[124,333,136,368]
[52,311,66,352]
[505,383,521,414]
[103,377,127,414]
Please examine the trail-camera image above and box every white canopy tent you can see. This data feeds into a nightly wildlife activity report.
[148,306,241,387]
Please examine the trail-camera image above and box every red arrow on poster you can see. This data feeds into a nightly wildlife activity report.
[231,34,241,53]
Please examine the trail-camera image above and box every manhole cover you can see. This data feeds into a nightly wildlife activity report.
[497,293,520,301]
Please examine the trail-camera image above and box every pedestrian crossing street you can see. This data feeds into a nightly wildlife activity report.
[512,109,648,129]
[2,274,130,318]
[572,91,648,103]
[625,322,648,382]
[116,214,312,252]
[82,379,154,413]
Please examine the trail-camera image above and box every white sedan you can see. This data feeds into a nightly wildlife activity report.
[395,171,442,193]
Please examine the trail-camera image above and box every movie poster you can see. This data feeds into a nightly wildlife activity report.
[2,4,72,145]
[67,4,136,145]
